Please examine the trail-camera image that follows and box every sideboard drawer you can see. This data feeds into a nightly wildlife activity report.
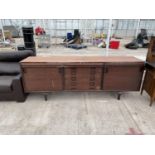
[64,66,102,90]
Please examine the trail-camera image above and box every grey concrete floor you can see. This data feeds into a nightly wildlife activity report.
[0,91,154,135]
[1,38,154,135]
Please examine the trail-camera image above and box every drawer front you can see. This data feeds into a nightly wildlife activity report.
[64,66,102,90]
[22,67,63,92]
[103,65,143,91]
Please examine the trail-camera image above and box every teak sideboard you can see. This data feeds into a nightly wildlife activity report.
[20,56,144,100]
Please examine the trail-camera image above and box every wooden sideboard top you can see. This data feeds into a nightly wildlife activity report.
[20,56,144,65]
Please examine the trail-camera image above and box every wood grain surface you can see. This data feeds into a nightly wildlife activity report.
[20,56,144,65]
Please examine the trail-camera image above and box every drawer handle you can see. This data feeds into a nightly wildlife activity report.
[71,77,76,81]
[90,76,95,81]
[71,68,77,74]
[89,82,95,86]
[71,72,76,76]
[104,67,109,73]
[71,82,76,86]
[58,67,64,74]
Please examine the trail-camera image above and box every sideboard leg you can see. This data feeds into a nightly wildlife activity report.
[117,92,122,100]
[149,98,154,106]
[44,94,48,101]
[140,89,143,95]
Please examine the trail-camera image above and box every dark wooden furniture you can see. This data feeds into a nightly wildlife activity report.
[146,36,155,63]
[20,56,144,100]
[141,65,155,106]
[141,37,155,106]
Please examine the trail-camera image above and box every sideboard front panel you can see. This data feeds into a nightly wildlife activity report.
[64,66,102,90]
[103,65,143,91]
[23,67,63,92]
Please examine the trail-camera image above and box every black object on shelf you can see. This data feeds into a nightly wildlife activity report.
[25,42,35,48]
[22,27,36,55]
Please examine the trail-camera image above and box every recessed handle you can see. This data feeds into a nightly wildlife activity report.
[58,67,64,74]
[104,66,109,73]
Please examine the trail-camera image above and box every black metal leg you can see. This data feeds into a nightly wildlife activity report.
[44,94,48,101]
[140,89,143,95]
[117,92,122,100]
[150,98,154,106]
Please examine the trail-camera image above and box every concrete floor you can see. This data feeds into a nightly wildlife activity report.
[0,91,154,135]
[1,38,154,135]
